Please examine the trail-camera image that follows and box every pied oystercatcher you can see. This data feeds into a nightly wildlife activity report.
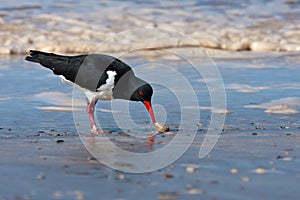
[25,50,167,134]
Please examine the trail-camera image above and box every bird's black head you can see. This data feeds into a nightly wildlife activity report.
[113,76,156,124]
[130,83,153,102]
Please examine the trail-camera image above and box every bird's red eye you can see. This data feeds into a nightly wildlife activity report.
[138,91,144,96]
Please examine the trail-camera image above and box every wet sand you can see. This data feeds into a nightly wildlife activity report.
[0,51,299,199]
[0,131,299,200]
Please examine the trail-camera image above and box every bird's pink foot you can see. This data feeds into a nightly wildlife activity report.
[90,125,103,134]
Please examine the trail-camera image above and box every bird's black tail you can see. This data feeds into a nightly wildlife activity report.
[25,50,64,62]
[25,50,71,69]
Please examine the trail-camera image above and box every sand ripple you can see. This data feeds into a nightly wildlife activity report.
[245,97,300,114]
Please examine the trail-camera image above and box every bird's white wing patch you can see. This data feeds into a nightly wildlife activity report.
[85,70,117,102]
[97,71,117,92]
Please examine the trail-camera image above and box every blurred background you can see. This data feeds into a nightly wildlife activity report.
[0,0,299,54]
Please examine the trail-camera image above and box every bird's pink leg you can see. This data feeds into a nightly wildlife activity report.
[86,100,102,134]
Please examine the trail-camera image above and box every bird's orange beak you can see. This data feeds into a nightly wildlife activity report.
[143,101,156,124]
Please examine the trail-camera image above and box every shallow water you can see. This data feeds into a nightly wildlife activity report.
[1,52,299,133]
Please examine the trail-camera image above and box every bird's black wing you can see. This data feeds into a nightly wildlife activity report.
[25,50,133,91]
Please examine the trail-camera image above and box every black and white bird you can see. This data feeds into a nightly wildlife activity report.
[25,50,159,134]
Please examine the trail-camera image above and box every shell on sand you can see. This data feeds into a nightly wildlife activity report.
[154,122,169,133]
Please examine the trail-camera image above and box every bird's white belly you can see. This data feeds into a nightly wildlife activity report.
[85,90,114,101]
